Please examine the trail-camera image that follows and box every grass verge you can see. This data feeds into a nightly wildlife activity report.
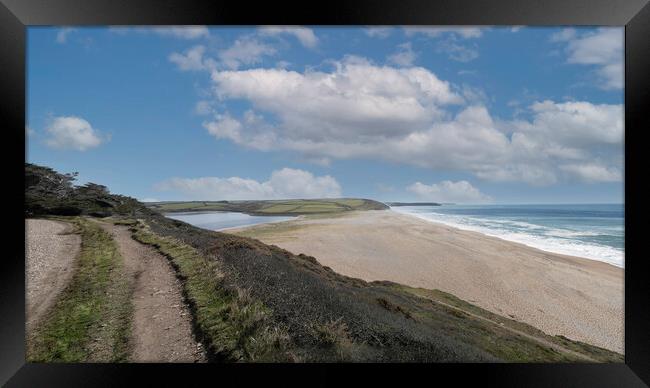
[27,217,133,362]
[394,284,623,362]
[130,221,291,362]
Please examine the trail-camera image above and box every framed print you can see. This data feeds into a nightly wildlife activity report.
[1,0,649,386]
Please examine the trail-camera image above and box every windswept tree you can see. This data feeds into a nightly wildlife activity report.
[25,163,153,217]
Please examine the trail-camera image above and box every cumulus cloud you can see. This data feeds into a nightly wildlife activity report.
[364,27,393,38]
[111,26,209,39]
[209,57,463,143]
[550,28,577,42]
[45,116,105,151]
[402,27,482,62]
[258,26,319,48]
[204,113,244,143]
[407,180,491,203]
[217,37,277,69]
[155,168,342,200]
[152,26,209,39]
[388,42,417,66]
[203,110,278,150]
[514,100,623,146]
[56,27,76,43]
[552,28,623,89]
[200,56,622,185]
[169,28,316,72]
[404,26,483,39]
[169,45,212,71]
[559,163,622,183]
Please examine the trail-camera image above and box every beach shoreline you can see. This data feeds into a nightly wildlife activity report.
[228,209,624,353]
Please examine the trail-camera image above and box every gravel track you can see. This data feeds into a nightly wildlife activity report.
[26,219,81,333]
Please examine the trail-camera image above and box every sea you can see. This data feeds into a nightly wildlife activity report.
[391,204,624,268]
[164,211,296,231]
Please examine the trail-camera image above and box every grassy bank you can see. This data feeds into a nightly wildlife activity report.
[147,198,388,215]
[130,221,291,362]
[393,284,623,362]
[27,217,133,362]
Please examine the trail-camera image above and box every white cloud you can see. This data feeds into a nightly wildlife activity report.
[209,57,463,143]
[404,27,482,62]
[169,45,211,71]
[155,168,341,200]
[45,116,105,151]
[550,28,576,42]
[404,26,483,39]
[258,26,319,48]
[203,110,277,150]
[460,84,489,104]
[437,40,479,62]
[565,28,622,65]
[217,37,277,69]
[559,163,622,183]
[111,26,209,39]
[518,100,623,146]
[388,42,417,66]
[407,180,491,203]
[202,57,622,185]
[204,113,243,143]
[364,27,393,38]
[152,26,209,39]
[553,28,623,89]
[140,197,160,203]
[56,27,76,43]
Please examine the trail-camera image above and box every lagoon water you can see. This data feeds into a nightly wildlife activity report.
[392,204,624,268]
[165,211,296,231]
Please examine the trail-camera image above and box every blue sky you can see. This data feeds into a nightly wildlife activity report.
[27,26,624,204]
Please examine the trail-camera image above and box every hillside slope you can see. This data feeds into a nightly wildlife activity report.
[137,213,621,362]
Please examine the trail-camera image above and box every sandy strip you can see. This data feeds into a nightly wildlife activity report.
[229,210,624,353]
[26,219,81,333]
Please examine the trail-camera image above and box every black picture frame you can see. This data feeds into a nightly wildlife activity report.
[2,0,649,386]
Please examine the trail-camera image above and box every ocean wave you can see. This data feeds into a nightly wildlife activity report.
[543,229,602,238]
[392,207,624,268]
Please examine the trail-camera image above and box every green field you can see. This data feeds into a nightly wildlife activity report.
[147,198,388,216]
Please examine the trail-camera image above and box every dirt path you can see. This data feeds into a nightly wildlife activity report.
[26,219,81,333]
[99,222,206,363]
